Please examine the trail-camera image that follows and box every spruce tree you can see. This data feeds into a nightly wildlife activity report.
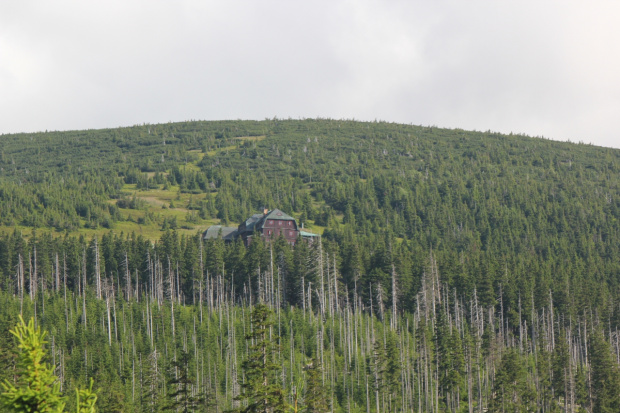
[589,329,620,413]
[303,357,328,413]
[383,332,401,410]
[233,304,287,413]
[491,349,536,412]
[0,316,97,413]
[140,350,165,413]
[166,350,205,413]
[551,330,570,400]
[0,316,66,412]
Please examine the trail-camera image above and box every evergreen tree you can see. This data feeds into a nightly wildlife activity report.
[0,316,97,413]
[232,304,287,413]
[589,329,620,413]
[0,312,18,386]
[0,317,66,412]
[551,330,570,400]
[491,349,536,412]
[302,357,328,413]
[166,350,205,413]
[140,350,166,413]
[383,331,401,411]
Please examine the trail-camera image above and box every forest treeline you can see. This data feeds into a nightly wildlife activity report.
[0,118,620,411]
[0,232,619,412]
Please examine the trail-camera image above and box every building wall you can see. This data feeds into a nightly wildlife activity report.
[261,218,298,244]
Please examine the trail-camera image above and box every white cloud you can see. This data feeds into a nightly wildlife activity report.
[1,0,618,148]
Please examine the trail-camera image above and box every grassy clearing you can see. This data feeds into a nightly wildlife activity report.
[95,183,214,239]
[303,221,325,235]
[0,142,304,241]
[206,145,238,156]
[111,220,207,239]
[179,162,202,173]
[120,185,209,209]
[0,185,316,242]
[234,135,266,142]
[188,149,206,158]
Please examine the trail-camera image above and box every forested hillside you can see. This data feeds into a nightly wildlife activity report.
[1,119,620,411]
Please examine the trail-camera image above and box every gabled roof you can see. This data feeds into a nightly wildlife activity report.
[255,209,297,231]
[263,208,296,221]
[203,225,238,240]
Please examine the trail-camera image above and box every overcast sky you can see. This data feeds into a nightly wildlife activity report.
[1,1,619,148]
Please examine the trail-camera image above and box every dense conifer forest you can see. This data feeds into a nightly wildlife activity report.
[1,119,620,411]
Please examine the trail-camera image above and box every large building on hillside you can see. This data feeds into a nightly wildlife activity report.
[203,208,319,246]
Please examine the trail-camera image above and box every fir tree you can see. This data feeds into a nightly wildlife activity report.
[1,316,66,412]
[140,350,166,413]
[232,304,287,413]
[166,350,205,413]
[0,316,97,413]
[383,332,401,410]
[490,349,536,412]
[302,357,328,413]
[589,329,620,413]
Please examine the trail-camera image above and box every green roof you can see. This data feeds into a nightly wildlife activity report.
[263,208,295,221]
[204,225,238,240]
[300,230,320,238]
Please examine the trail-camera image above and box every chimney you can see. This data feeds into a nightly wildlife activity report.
[263,208,269,215]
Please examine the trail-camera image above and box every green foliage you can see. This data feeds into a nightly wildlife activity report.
[1,119,620,411]
[589,329,620,413]
[0,316,97,413]
[165,350,205,413]
[2,119,620,322]
[302,357,328,413]
[139,350,166,413]
[491,349,536,412]
[1,316,66,412]
[233,304,288,413]
[75,381,97,413]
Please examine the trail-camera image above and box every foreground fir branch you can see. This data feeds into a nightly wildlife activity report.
[0,316,97,413]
